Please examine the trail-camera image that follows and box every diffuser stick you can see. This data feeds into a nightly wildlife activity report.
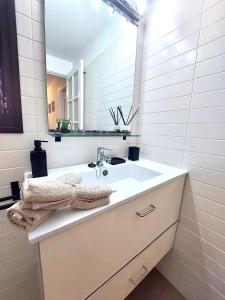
[112,108,117,124]
[126,105,133,125]
[127,107,139,125]
[109,108,116,125]
[118,106,126,125]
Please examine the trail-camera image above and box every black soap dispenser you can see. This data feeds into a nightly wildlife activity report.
[30,140,48,178]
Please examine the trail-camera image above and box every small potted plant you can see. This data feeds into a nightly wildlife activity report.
[61,119,71,133]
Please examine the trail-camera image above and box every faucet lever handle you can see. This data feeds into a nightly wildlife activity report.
[97,147,112,153]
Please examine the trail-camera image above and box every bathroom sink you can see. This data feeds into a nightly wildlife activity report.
[26,160,161,193]
[78,163,161,192]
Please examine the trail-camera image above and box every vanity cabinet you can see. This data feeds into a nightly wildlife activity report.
[38,176,185,300]
[88,223,177,300]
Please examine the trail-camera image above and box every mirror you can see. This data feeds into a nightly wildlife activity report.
[45,0,138,135]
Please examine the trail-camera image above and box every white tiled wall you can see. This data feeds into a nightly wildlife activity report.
[84,35,137,131]
[0,1,137,299]
[138,0,225,299]
[2,0,225,299]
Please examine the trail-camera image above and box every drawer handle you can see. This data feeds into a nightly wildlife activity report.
[130,265,148,285]
[136,204,156,217]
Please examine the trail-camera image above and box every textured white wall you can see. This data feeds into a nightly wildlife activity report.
[138,0,225,299]
[0,1,137,299]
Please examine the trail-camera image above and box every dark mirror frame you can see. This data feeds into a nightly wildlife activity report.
[0,0,23,133]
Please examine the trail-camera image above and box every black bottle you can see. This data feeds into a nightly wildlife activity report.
[30,140,48,178]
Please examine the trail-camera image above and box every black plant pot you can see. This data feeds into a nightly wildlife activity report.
[61,128,70,133]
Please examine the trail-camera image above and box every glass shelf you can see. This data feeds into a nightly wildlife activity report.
[49,131,140,138]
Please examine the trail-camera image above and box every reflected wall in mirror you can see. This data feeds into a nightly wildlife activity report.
[45,0,138,134]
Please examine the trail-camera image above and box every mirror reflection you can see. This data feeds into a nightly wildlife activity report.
[45,0,138,134]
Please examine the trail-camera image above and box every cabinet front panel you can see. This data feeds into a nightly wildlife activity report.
[88,223,177,300]
[40,176,185,300]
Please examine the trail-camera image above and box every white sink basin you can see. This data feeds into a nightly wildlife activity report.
[25,159,161,192]
[79,163,161,192]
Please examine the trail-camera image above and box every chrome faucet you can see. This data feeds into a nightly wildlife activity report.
[96,147,111,167]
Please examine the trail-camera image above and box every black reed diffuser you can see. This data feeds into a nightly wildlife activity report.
[109,105,139,132]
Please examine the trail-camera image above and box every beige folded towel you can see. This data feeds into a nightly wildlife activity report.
[56,173,82,186]
[71,197,110,210]
[7,201,52,232]
[70,184,112,210]
[20,198,71,210]
[20,175,111,213]
[74,184,112,201]
[21,180,75,203]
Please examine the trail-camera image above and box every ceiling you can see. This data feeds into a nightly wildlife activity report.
[45,0,122,62]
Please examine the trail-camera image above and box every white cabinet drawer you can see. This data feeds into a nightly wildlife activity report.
[88,223,177,300]
[40,176,185,300]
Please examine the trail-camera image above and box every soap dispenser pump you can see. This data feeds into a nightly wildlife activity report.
[30,140,48,178]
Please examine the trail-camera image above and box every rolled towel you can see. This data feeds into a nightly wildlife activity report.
[7,201,52,232]
[71,197,110,210]
[56,173,82,187]
[21,180,75,203]
[74,184,112,201]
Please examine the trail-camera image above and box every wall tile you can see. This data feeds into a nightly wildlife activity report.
[144,33,199,69]
[21,96,36,115]
[175,235,225,282]
[33,41,45,62]
[141,96,191,113]
[143,49,197,81]
[193,71,225,93]
[143,65,195,92]
[32,20,44,43]
[183,191,225,221]
[17,35,33,59]
[189,165,225,190]
[192,88,225,108]
[16,13,32,39]
[185,178,225,206]
[15,0,31,17]
[142,80,193,102]
[202,0,225,27]
[187,123,225,139]
[33,61,45,80]
[19,57,34,78]
[144,16,201,57]
[203,0,222,11]
[31,0,43,23]
[183,151,225,173]
[195,53,225,78]
[144,0,203,44]
[197,35,225,62]
[200,16,225,45]
[189,107,225,123]
[20,77,35,97]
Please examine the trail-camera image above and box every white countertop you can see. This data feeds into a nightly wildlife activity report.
[27,159,187,244]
